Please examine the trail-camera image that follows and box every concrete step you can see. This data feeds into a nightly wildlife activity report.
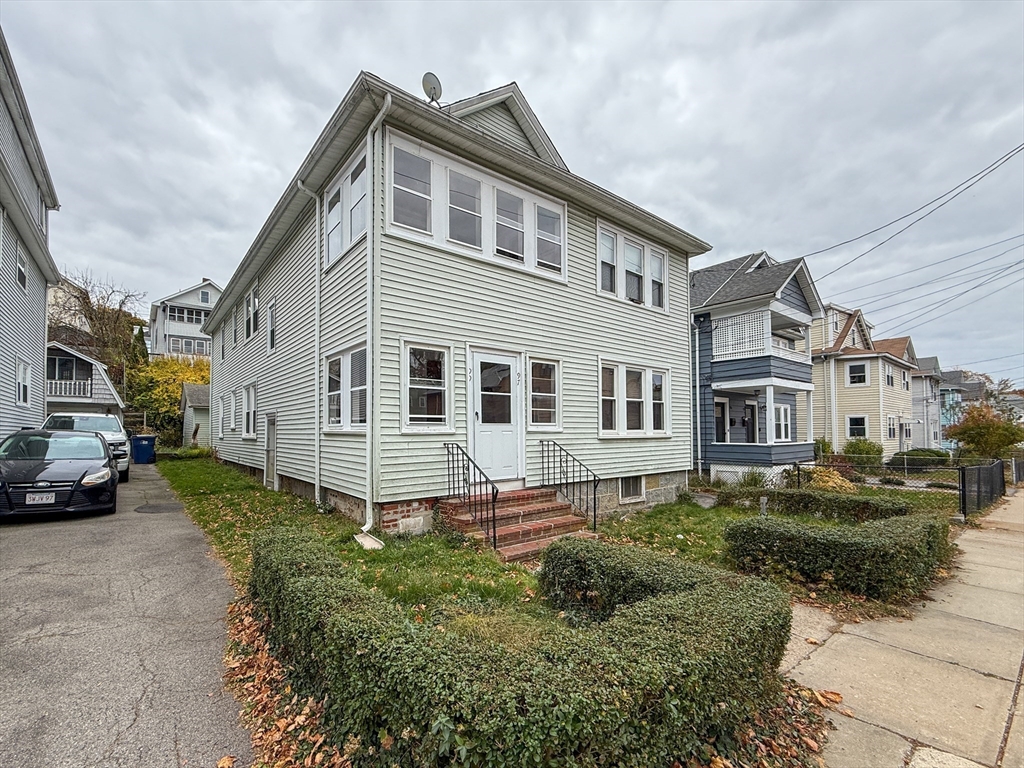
[499,530,599,563]
[469,514,588,547]
[448,500,575,532]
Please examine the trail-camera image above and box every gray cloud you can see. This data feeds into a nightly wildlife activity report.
[4,0,1022,381]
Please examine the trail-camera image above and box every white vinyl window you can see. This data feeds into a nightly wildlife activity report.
[388,133,567,279]
[200,289,210,304]
[243,384,257,438]
[267,302,277,353]
[182,338,194,355]
[529,360,559,429]
[597,224,668,310]
[16,361,31,405]
[403,342,451,431]
[245,286,258,340]
[619,475,645,502]
[888,416,897,440]
[232,306,238,345]
[902,370,909,391]
[774,404,791,441]
[600,362,669,437]
[886,364,894,387]
[16,247,27,290]
[846,362,868,386]
[847,415,867,439]
[170,338,181,353]
[168,306,185,322]
[448,170,482,248]
[392,146,432,233]
[325,153,369,266]
[220,327,225,360]
[230,391,236,430]
[325,347,366,430]
[218,396,226,438]
[904,423,912,440]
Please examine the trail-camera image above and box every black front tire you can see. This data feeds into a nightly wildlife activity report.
[119,466,130,483]
[103,491,117,515]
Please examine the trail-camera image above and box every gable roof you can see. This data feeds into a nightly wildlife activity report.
[872,336,915,363]
[447,83,567,171]
[690,251,822,316]
[46,341,126,409]
[914,355,941,377]
[181,383,210,410]
[150,279,222,323]
[204,71,712,334]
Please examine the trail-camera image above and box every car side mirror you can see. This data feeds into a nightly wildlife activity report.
[126,429,134,438]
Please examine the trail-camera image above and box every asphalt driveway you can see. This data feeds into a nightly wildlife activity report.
[0,463,253,767]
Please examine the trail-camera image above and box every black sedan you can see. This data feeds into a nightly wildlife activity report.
[0,430,121,517]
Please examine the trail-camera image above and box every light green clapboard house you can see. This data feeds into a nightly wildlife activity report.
[205,72,711,557]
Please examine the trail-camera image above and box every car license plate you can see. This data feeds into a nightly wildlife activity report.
[26,492,56,505]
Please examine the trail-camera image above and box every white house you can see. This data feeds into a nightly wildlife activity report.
[0,29,60,435]
[149,279,221,357]
[205,73,710,558]
[180,383,210,447]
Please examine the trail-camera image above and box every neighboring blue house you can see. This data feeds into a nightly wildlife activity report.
[691,251,824,481]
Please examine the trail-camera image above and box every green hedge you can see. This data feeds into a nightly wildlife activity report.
[250,529,791,767]
[723,515,952,600]
[715,487,910,523]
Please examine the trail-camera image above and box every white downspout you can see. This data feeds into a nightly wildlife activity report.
[358,93,392,547]
[692,320,702,474]
[296,180,321,505]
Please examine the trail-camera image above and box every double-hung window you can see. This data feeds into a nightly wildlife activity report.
[598,225,668,310]
[220,328,225,360]
[448,170,482,248]
[886,364,894,387]
[325,153,369,266]
[904,423,912,439]
[232,306,238,345]
[600,362,669,437]
[847,416,867,438]
[325,347,367,430]
[389,135,567,278]
[267,302,277,353]
[16,361,30,405]
[218,396,226,438]
[847,362,867,386]
[902,370,909,391]
[245,286,258,340]
[168,306,185,322]
[200,289,210,304]
[888,416,897,440]
[229,391,237,431]
[183,338,194,355]
[242,384,257,438]
[16,248,27,290]
[774,405,791,441]
[404,343,449,430]
[529,360,559,428]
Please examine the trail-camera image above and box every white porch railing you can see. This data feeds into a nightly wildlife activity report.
[47,379,92,398]
[770,337,810,363]
[712,312,810,363]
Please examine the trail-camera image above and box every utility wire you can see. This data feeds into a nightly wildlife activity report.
[803,144,1024,261]
[950,352,1024,368]
[850,248,1022,308]
[816,144,1024,280]
[883,271,1024,336]
[828,235,1024,298]
[856,258,1022,315]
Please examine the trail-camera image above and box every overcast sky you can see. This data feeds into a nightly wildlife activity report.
[4,1,1023,384]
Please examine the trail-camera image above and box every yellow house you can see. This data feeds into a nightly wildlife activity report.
[804,304,918,457]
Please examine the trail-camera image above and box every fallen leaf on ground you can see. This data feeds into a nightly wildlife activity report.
[216,757,235,768]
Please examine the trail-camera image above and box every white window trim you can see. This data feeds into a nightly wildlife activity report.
[170,337,182,353]
[244,284,258,342]
[323,345,368,432]
[15,359,31,407]
[595,220,670,313]
[386,129,569,283]
[846,360,870,387]
[323,150,369,269]
[526,356,562,432]
[619,475,646,503]
[229,390,237,431]
[885,364,894,387]
[713,396,731,444]
[218,395,226,438]
[266,300,277,354]
[774,404,791,442]
[242,383,257,439]
[16,245,28,292]
[200,289,210,304]
[902,370,910,391]
[597,358,672,439]
[846,414,869,439]
[887,415,897,440]
[400,338,455,434]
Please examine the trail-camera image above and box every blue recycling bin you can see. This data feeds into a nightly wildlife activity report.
[131,435,156,464]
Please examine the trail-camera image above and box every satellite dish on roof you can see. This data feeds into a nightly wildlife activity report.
[422,72,442,106]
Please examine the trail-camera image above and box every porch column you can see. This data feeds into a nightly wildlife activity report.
[805,390,814,443]
[765,385,775,445]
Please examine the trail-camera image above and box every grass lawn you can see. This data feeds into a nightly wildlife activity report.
[853,484,959,515]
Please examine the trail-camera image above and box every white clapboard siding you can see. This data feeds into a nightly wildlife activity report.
[0,209,47,434]
[459,103,538,157]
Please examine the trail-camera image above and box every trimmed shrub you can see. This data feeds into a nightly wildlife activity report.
[724,515,952,600]
[843,438,884,468]
[887,449,950,473]
[880,476,906,486]
[715,487,909,522]
[926,481,958,490]
[250,530,792,767]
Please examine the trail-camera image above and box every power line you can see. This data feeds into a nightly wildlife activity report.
[950,352,1024,367]
[816,144,1024,280]
[857,259,1022,315]
[803,144,1024,260]
[828,235,1024,298]
[883,272,1024,336]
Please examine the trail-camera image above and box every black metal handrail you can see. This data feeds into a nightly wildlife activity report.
[444,443,499,549]
[540,440,602,531]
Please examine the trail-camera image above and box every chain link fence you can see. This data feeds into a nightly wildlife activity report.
[960,460,1006,516]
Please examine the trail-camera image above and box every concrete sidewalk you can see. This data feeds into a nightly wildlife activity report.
[786,492,1024,768]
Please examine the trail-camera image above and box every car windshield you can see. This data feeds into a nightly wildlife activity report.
[0,433,107,461]
[42,415,123,433]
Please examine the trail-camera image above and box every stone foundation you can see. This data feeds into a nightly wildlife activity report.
[595,470,689,518]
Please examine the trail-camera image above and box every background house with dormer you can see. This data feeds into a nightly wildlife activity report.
[203,72,711,560]
[149,279,221,357]
[0,29,60,434]
[44,341,125,421]
[690,252,824,482]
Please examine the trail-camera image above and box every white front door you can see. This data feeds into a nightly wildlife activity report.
[471,351,521,480]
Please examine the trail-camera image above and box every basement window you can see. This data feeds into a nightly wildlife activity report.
[619,475,645,502]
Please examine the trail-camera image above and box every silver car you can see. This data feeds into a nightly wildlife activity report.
[40,413,132,483]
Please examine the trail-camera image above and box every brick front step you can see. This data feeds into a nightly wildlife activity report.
[448,501,575,532]
[440,488,558,516]
[468,514,588,547]
[499,530,599,563]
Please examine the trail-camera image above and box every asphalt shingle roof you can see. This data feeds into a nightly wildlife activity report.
[182,383,210,409]
[691,251,804,309]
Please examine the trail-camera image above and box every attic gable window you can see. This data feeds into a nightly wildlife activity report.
[387,133,567,280]
[200,289,210,304]
[597,224,668,311]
